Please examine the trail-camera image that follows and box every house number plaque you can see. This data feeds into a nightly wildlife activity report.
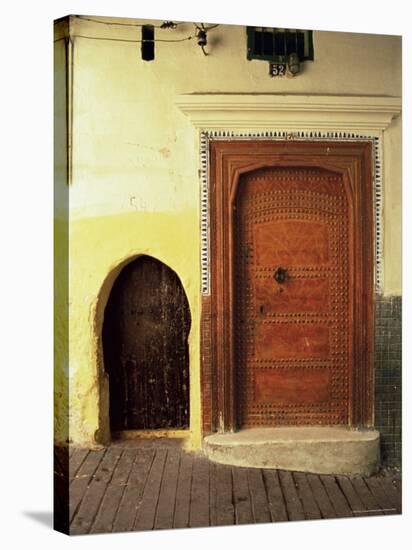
[269,63,286,76]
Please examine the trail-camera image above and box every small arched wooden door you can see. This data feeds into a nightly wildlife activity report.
[103,256,191,432]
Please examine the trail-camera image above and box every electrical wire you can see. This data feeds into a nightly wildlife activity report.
[73,35,141,43]
[73,15,185,28]
[73,15,220,32]
[73,34,195,43]
[56,19,220,48]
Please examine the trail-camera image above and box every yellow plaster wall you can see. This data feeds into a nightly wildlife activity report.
[56,16,402,447]
[54,27,70,445]
[68,211,201,448]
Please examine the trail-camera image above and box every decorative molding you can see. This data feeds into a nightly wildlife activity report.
[199,130,383,296]
[176,94,401,131]
[175,94,397,295]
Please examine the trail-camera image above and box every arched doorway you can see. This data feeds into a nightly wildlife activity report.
[102,255,191,432]
[203,139,373,433]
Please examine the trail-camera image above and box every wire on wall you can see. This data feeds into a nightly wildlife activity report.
[73,15,184,28]
[67,16,219,55]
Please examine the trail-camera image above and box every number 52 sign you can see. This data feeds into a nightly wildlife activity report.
[269,63,286,77]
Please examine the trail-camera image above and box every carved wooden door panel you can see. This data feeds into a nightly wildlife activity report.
[234,167,351,427]
[103,255,191,431]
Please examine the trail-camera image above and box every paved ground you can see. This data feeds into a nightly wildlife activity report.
[54,439,401,536]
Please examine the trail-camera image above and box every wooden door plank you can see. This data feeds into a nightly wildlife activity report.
[214,464,235,526]
[278,470,305,521]
[233,467,253,525]
[293,472,322,520]
[173,452,194,529]
[90,448,137,533]
[69,448,89,483]
[306,474,336,519]
[70,447,122,535]
[154,450,181,530]
[319,475,353,518]
[262,470,288,522]
[134,449,168,531]
[70,449,106,523]
[350,476,383,517]
[189,456,210,528]
[247,468,271,524]
[362,477,398,515]
[112,448,155,532]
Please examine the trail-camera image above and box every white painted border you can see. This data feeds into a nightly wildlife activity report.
[176,94,401,131]
[176,93,401,295]
[199,130,382,295]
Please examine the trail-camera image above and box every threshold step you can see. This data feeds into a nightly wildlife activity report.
[203,427,380,475]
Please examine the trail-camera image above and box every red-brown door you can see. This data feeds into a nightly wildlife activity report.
[204,140,373,434]
[234,166,351,427]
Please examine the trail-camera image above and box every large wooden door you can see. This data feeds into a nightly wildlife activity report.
[234,166,350,427]
[103,255,191,431]
[205,140,373,433]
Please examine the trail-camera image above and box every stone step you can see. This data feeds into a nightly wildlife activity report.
[203,427,380,475]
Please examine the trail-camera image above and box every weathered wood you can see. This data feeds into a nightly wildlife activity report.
[70,449,106,523]
[69,448,89,483]
[391,476,402,493]
[154,450,181,530]
[350,476,383,516]
[374,476,402,513]
[214,464,235,526]
[112,448,155,532]
[262,470,288,522]
[103,255,191,431]
[90,448,136,533]
[278,470,305,521]
[209,462,218,527]
[293,472,322,520]
[363,477,398,515]
[306,474,336,519]
[67,444,401,534]
[70,447,122,534]
[319,475,352,518]
[232,467,253,525]
[335,475,366,515]
[247,468,271,524]
[134,449,168,531]
[173,452,194,529]
[189,456,210,528]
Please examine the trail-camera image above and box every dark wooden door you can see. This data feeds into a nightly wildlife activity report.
[234,166,351,427]
[103,255,191,431]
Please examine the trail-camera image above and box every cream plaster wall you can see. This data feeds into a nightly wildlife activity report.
[54,15,402,447]
[54,24,69,445]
